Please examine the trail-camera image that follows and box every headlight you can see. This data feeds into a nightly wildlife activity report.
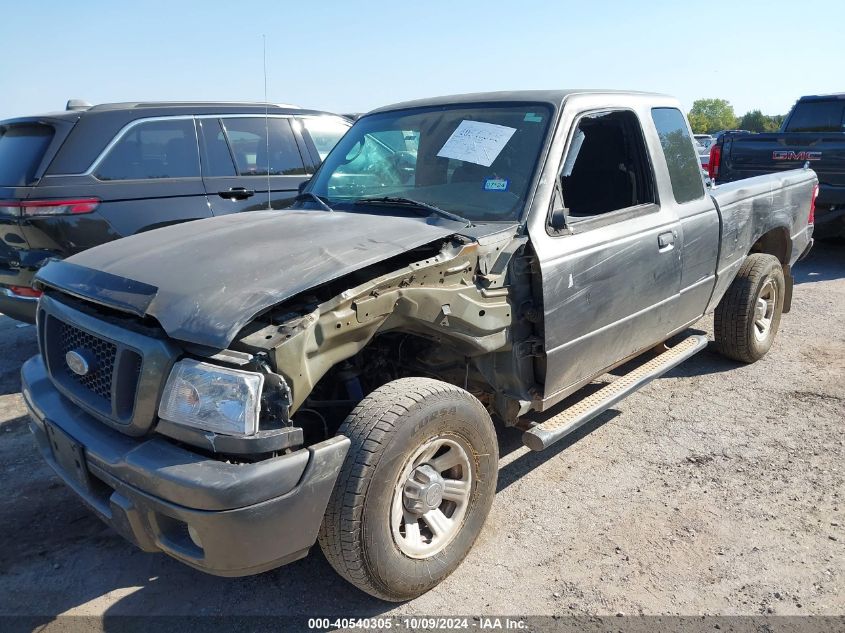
[158,359,264,436]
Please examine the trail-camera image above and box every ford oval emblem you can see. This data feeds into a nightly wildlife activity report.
[65,350,91,376]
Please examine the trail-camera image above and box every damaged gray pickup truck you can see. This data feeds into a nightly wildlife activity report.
[22,90,816,601]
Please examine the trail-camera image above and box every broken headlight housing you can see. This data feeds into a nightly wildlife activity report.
[158,359,264,436]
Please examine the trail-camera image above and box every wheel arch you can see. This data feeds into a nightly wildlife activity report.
[749,226,791,265]
[748,226,793,312]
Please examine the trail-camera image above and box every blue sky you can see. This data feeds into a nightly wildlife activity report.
[1,0,841,120]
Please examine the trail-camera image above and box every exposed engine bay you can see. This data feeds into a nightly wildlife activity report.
[227,227,541,446]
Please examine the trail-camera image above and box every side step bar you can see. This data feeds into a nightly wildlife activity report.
[522,335,709,451]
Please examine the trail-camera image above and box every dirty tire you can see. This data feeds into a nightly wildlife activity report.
[318,377,498,602]
[714,253,785,363]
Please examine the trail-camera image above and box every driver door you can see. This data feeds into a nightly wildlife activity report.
[538,108,683,398]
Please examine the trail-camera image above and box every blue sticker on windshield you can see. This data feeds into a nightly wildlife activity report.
[483,177,509,192]
[524,112,543,123]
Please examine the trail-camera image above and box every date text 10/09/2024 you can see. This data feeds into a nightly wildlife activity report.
[307,617,529,630]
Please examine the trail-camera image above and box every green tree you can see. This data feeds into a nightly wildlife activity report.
[688,98,738,134]
[765,114,784,132]
[738,110,786,133]
[738,109,767,132]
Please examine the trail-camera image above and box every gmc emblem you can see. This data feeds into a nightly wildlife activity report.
[772,150,822,161]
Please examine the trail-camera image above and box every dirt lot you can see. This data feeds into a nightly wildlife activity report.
[0,243,842,621]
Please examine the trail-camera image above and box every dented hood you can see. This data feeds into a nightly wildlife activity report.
[36,209,457,349]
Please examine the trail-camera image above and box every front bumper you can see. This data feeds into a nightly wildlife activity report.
[0,287,37,323]
[21,355,350,577]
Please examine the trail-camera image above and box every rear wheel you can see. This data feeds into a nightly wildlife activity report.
[318,378,498,601]
[714,253,785,363]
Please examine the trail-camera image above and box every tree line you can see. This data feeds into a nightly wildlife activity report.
[688,99,785,134]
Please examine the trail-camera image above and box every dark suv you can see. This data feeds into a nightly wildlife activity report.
[0,102,350,322]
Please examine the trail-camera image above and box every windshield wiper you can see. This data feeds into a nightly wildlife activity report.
[354,196,471,226]
[294,192,334,213]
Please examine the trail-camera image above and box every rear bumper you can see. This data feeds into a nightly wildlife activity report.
[797,238,814,262]
[21,355,350,577]
[1,253,43,323]
[0,287,37,323]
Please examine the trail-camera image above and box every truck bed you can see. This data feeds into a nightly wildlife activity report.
[706,168,816,312]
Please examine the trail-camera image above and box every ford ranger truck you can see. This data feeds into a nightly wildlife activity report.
[22,90,816,601]
[709,93,843,237]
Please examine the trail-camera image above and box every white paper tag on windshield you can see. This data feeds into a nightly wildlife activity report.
[436,120,517,167]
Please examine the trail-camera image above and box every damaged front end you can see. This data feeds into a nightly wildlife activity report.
[31,217,541,460]
[225,225,541,447]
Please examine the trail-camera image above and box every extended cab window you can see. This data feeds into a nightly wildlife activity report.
[561,110,655,218]
[651,108,704,204]
[95,119,200,180]
[784,100,845,133]
[221,118,306,176]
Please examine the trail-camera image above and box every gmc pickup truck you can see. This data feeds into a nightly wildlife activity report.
[22,90,816,601]
[709,93,843,237]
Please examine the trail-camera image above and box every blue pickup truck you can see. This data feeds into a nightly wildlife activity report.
[709,93,844,238]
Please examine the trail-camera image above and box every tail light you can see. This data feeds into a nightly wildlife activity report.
[0,201,21,217]
[707,144,721,181]
[0,198,99,217]
[8,285,42,298]
[22,198,100,217]
[809,183,818,224]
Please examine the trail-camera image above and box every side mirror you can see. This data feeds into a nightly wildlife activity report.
[550,206,567,230]
[549,184,568,231]
[298,179,311,194]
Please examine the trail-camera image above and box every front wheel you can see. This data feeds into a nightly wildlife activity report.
[318,378,498,601]
[714,253,785,363]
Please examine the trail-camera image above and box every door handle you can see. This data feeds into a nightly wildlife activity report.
[218,187,255,200]
[658,231,675,251]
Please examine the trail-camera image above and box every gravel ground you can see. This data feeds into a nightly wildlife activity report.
[0,242,842,621]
